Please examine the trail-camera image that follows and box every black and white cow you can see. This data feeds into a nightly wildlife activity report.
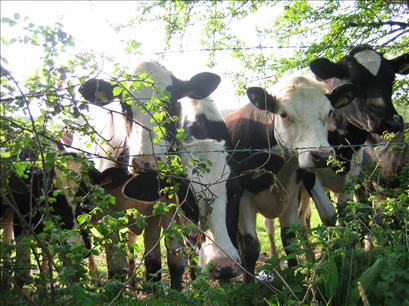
[224,73,357,279]
[358,124,408,228]
[78,61,284,287]
[0,147,95,286]
[265,45,408,256]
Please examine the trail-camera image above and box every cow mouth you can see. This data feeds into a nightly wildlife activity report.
[383,114,404,133]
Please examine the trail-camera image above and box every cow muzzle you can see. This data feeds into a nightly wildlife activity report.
[206,257,242,280]
[309,149,334,168]
[131,156,159,174]
[384,114,404,133]
[299,148,334,169]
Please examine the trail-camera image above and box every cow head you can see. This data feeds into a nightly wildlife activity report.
[310,45,407,134]
[79,61,221,173]
[247,75,357,169]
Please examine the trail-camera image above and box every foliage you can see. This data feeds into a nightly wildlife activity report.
[130,0,408,102]
[1,2,409,305]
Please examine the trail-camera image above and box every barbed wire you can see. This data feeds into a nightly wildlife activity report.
[1,141,408,163]
[150,44,351,55]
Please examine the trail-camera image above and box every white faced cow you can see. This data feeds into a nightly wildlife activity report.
[224,73,357,279]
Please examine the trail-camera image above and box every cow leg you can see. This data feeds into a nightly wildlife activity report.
[280,183,302,268]
[306,178,336,226]
[128,230,137,277]
[160,211,187,290]
[1,209,14,244]
[143,216,162,286]
[105,230,128,281]
[264,218,277,257]
[1,210,14,289]
[338,149,364,223]
[238,194,259,282]
[14,233,31,287]
[164,233,186,290]
[88,254,97,275]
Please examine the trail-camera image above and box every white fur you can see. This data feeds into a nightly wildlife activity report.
[179,96,225,124]
[353,50,382,76]
[127,61,174,169]
[179,139,241,267]
[269,75,335,169]
[89,102,129,172]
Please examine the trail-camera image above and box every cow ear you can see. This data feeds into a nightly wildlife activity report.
[239,152,284,175]
[310,58,347,80]
[236,152,284,194]
[122,172,161,202]
[175,72,221,100]
[247,87,277,113]
[326,83,358,109]
[388,53,409,75]
[79,79,118,105]
[100,167,129,189]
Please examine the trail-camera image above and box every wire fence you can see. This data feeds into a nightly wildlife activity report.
[1,141,408,163]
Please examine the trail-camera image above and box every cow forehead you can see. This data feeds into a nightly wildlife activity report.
[272,75,332,118]
[133,61,174,93]
[179,96,224,123]
[353,49,382,76]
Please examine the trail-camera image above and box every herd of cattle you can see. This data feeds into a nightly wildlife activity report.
[1,45,408,289]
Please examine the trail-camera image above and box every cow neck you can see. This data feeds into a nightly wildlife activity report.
[328,112,368,174]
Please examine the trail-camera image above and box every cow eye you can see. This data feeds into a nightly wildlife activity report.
[280,112,288,119]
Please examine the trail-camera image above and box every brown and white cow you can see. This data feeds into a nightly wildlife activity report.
[224,73,357,279]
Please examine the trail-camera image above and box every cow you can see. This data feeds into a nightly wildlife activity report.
[265,45,408,257]
[306,45,407,211]
[224,72,357,280]
[358,124,408,230]
[0,146,96,287]
[80,61,253,288]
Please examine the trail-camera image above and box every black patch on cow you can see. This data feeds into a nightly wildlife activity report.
[183,114,231,146]
[123,171,161,202]
[144,254,162,283]
[225,171,241,249]
[281,227,297,268]
[238,233,260,281]
[296,168,316,192]
[312,45,404,137]
[236,152,284,194]
[225,104,276,162]
[123,171,199,223]
[168,262,185,290]
[79,79,118,104]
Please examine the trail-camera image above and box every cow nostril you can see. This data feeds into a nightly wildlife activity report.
[310,151,331,168]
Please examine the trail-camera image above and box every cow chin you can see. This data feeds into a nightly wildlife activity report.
[198,242,242,279]
[298,150,333,169]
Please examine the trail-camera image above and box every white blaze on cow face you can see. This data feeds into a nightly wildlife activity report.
[179,139,241,276]
[127,61,174,173]
[269,76,334,169]
[178,96,224,124]
[86,102,129,172]
[353,49,382,76]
